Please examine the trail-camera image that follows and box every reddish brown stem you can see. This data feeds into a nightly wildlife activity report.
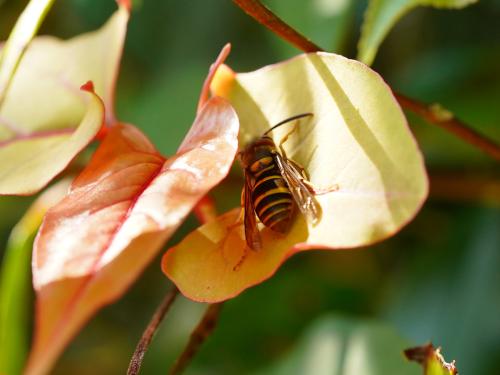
[127,191,220,374]
[193,194,218,223]
[127,287,179,375]
[395,94,500,160]
[429,171,500,205]
[232,0,500,161]
[232,0,323,52]
[168,303,223,375]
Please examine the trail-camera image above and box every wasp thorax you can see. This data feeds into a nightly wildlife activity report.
[239,135,276,169]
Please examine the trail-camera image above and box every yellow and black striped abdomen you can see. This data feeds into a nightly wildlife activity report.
[249,144,294,233]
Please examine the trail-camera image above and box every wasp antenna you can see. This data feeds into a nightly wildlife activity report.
[264,113,314,135]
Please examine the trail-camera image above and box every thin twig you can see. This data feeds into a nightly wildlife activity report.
[232,0,323,52]
[168,303,223,375]
[395,93,500,160]
[429,171,500,205]
[127,287,179,375]
[193,194,218,224]
[232,0,500,161]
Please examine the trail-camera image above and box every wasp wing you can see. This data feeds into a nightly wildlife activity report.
[244,169,262,250]
[274,153,321,225]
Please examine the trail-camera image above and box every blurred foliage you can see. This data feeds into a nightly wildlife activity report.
[265,0,357,55]
[357,0,479,65]
[0,212,34,375]
[0,178,72,374]
[0,0,499,374]
[257,315,419,375]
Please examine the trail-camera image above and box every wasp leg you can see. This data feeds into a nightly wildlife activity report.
[276,119,339,196]
[305,181,339,195]
[282,152,339,196]
[223,196,246,245]
[233,246,249,271]
[228,209,245,229]
[218,208,245,266]
[278,121,300,158]
[222,205,244,237]
[277,123,312,179]
[288,165,338,195]
[286,157,309,179]
[223,186,246,229]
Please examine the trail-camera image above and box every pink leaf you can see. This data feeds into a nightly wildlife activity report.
[26,97,239,375]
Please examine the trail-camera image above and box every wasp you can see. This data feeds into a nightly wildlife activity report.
[239,113,321,250]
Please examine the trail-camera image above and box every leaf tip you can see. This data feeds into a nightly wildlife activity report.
[210,64,235,99]
[80,80,95,93]
[220,42,232,58]
[197,43,233,112]
[116,0,132,12]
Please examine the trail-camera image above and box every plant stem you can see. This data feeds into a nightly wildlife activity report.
[168,303,223,375]
[231,0,322,52]
[166,196,221,374]
[232,0,500,161]
[193,194,218,223]
[395,94,500,160]
[429,170,500,205]
[127,190,220,374]
[127,287,179,375]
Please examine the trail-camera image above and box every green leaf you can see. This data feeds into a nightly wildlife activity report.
[383,208,499,373]
[357,0,479,65]
[0,178,71,375]
[0,4,129,195]
[405,344,458,375]
[163,53,428,303]
[265,0,356,55]
[0,0,56,107]
[0,83,104,195]
[257,315,419,375]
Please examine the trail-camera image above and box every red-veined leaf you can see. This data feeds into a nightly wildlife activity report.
[0,82,104,196]
[25,97,239,375]
[0,3,129,195]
